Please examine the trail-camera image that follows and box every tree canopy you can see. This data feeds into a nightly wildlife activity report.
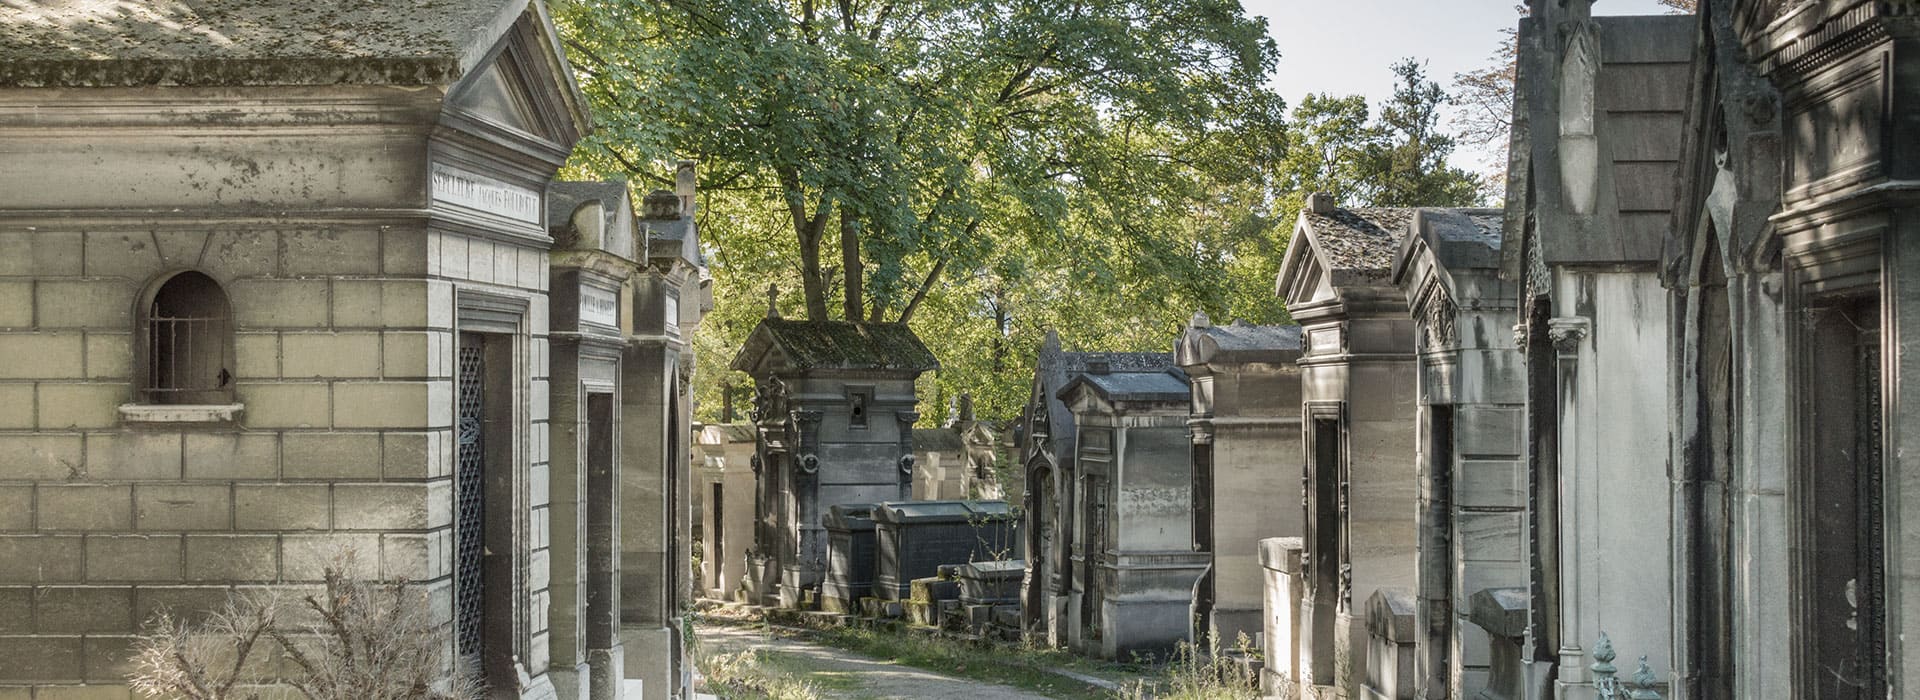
[555,0,1483,422]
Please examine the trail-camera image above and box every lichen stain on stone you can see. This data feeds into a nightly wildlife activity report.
[1119,486,1189,514]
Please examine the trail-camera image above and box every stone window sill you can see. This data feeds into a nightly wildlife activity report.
[119,403,244,424]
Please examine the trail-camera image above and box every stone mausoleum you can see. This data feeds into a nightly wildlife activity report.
[1248,4,1920,699]
[1388,207,1523,699]
[1055,353,1207,660]
[1174,315,1303,650]
[730,315,938,609]
[693,423,756,601]
[0,2,707,698]
[1016,334,1175,649]
[1273,195,1420,698]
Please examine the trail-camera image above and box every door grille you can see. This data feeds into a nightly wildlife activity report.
[455,341,486,663]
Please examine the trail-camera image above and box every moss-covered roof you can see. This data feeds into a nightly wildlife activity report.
[913,428,966,453]
[730,318,940,374]
[0,0,522,87]
[1301,206,1416,281]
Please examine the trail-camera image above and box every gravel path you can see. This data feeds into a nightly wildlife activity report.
[695,624,1059,700]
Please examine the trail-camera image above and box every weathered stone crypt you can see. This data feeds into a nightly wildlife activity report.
[730,315,938,609]
[1273,196,1421,698]
[0,2,709,698]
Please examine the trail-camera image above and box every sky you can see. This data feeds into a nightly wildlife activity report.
[1241,0,1683,175]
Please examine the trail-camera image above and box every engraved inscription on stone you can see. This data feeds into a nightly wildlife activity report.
[580,286,619,327]
[432,163,542,224]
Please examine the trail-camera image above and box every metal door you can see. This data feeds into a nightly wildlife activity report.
[455,334,487,665]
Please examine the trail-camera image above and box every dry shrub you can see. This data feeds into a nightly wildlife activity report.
[130,552,480,700]
[130,595,275,700]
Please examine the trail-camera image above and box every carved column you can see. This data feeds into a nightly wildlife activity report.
[790,409,824,589]
[895,410,919,500]
[1548,315,1592,694]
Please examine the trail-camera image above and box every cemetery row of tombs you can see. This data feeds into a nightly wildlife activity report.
[695,5,1920,700]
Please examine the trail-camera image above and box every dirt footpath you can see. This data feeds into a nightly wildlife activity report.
[695,624,1059,700]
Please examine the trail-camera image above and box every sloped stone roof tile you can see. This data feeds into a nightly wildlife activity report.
[0,0,521,86]
[1302,206,1415,280]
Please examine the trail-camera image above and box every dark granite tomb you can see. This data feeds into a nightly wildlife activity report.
[872,500,1020,600]
[821,503,879,613]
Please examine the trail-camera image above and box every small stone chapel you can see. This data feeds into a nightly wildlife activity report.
[729,311,938,609]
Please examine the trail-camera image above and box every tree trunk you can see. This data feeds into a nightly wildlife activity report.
[778,166,834,320]
[840,209,864,322]
[990,288,1008,372]
[797,228,830,320]
[896,256,949,324]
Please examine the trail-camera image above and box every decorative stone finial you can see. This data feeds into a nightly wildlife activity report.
[1591,632,1619,699]
[676,159,698,215]
[1306,191,1337,214]
[766,283,781,318]
[1190,310,1211,328]
[1629,656,1662,700]
[643,189,680,220]
[1042,328,1061,354]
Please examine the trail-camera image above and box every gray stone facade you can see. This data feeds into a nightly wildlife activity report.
[693,423,756,602]
[1055,355,1207,660]
[1652,1,1920,697]
[729,317,938,609]
[1016,336,1180,650]
[615,174,710,700]
[1389,208,1524,698]
[1275,196,1421,699]
[1258,3,1920,699]
[1174,316,1304,649]
[1502,8,1686,699]
[0,3,706,698]
[544,181,637,700]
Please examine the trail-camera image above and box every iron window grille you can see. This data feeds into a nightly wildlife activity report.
[139,271,234,405]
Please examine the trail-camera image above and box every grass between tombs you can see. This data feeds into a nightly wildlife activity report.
[690,607,1264,700]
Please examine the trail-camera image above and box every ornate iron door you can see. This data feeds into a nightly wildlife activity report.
[455,336,487,665]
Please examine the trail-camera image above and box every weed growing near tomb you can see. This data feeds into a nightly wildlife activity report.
[130,594,277,700]
[694,646,830,700]
[1113,636,1261,700]
[813,625,1117,697]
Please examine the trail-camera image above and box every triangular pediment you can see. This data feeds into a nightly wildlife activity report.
[444,5,591,152]
[1277,226,1337,307]
[453,60,545,136]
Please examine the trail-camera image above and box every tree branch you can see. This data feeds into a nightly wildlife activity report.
[898,217,977,323]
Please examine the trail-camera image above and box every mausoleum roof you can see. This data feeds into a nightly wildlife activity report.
[1022,335,1177,470]
[1056,362,1190,404]
[1040,350,1173,375]
[1190,320,1303,351]
[913,428,965,453]
[1393,208,1506,280]
[0,0,529,87]
[729,318,940,374]
[1301,206,1415,279]
[547,181,637,260]
[872,499,1015,525]
[1176,318,1303,367]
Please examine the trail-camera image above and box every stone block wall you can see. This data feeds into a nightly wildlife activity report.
[0,222,558,693]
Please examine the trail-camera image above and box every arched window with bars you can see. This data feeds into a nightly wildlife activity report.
[138,271,234,405]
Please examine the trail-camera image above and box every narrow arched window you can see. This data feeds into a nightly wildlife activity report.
[140,271,234,404]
